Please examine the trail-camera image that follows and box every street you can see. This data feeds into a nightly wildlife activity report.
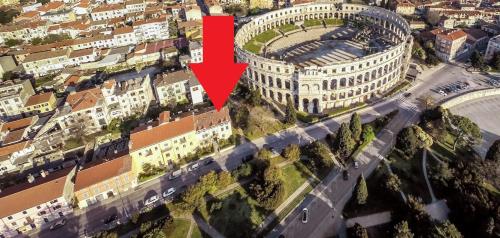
[27,61,496,238]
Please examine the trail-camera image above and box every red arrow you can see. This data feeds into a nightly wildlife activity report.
[189,16,248,111]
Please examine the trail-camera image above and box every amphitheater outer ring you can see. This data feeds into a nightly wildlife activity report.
[235,3,413,113]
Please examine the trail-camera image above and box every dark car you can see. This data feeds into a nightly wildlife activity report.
[403,92,412,97]
[203,157,214,165]
[103,214,118,225]
[342,170,350,181]
[49,218,67,230]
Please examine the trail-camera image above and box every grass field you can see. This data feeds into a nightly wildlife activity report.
[304,19,323,27]
[244,106,288,140]
[324,18,345,26]
[254,29,279,43]
[243,40,262,54]
[278,24,299,32]
[165,219,191,238]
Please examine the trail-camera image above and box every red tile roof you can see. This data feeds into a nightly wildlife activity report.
[65,87,103,112]
[74,154,131,191]
[25,92,54,107]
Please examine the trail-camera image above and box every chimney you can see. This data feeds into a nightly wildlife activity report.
[159,111,170,124]
[27,174,35,183]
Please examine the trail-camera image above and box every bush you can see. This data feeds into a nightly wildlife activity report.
[283,144,301,161]
[232,163,253,179]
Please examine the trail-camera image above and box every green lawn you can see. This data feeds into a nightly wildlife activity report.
[324,18,345,26]
[35,75,55,88]
[190,224,208,238]
[244,106,289,140]
[278,24,299,33]
[243,40,262,54]
[281,163,309,197]
[165,218,191,238]
[253,29,279,43]
[304,19,323,27]
[63,138,84,150]
[206,188,267,238]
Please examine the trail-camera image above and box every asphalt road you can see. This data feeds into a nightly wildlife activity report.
[27,62,495,238]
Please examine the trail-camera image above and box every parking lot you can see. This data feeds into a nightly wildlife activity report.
[433,81,471,96]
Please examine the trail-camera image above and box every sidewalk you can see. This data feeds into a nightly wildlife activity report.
[345,211,391,228]
[192,214,225,238]
[422,150,437,203]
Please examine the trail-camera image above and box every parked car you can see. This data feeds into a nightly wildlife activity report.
[103,214,118,225]
[342,170,350,181]
[203,157,214,165]
[168,170,182,180]
[163,188,176,198]
[353,161,359,169]
[301,208,309,224]
[144,195,159,206]
[49,218,67,230]
[403,92,412,97]
[188,163,199,172]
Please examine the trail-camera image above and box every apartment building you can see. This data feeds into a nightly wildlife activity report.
[0,80,35,118]
[153,70,192,106]
[394,0,415,15]
[22,92,57,116]
[74,154,135,208]
[485,35,500,60]
[129,112,197,175]
[68,48,101,66]
[435,29,468,61]
[126,40,178,66]
[133,16,170,42]
[0,168,75,237]
[0,141,34,174]
[125,0,146,13]
[112,27,138,47]
[22,49,71,77]
[0,116,38,146]
[193,107,232,147]
[55,87,110,134]
[40,10,77,24]
[185,6,202,21]
[91,4,127,21]
[101,76,154,119]
[189,41,202,63]
[0,21,49,45]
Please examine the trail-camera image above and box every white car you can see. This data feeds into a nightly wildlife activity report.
[144,195,159,206]
[301,208,309,224]
[188,163,199,172]
[163,188,176,198]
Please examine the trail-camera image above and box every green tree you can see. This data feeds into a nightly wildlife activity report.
[285,97,297,124]
[355,174,368,205]
[232,163,252,179]
[385,173,402,194]
[350,223,368,238]
[491,52,500,70]
[283,144,300,161]
[4,39,23,47]
[247,89,262,106]
[336,122,355,159]
[470,51,485,70]
[199,171,218,194]
[30,37,43,45]
[361,124,375,143]
[412,125,433,148]
[449,114,482,151]
[430,221,463,238]
[412,42,426,60]
[425,53,440,66]
[309,141,334,168]
[217,171,234,188]
[485,139,500,162]
[350,113,362,141]
[393,220,414,238]
[234,106,250,129]
[396,126,419,157]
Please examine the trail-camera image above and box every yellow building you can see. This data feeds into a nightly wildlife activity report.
[22,92,57,115]
[129,112,198,176]
[73,154,135,208]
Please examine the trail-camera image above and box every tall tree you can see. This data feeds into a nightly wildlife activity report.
[393,220,414,238]
[485,139,500,162]
[350,112,362,141]
[283,144,300,161]
[355,174,368,205]
[285,97,297,124]
[396,126,419,157]
[336,122,355,159]
[350,223,368,238]
[430,221,463,238]
[470,51,485,70]
[449,114,482,151]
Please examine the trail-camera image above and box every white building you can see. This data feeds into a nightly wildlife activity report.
[189,41,202,63]
[153,71,191,106]
[90,4,127,21]
[0,168,75,237]
[125,0,146,13]
[101,75,154,119]
[133,15,170,42]
[22,49,71,77]
[112,27,138,47]
[485,34,500,61]
[188,76,205,105]
[193,107,232,147]
[0,80,35,118]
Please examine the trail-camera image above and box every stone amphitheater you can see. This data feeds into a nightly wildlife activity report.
[235,3,413,113]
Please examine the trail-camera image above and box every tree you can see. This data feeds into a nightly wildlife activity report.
[232,163,252,179]
[247,89,262,106]
[412,42,426,60]
[449,114,482,151]
[285,97,297,124]
[385,173,402,194]
[199,171,218,194]
[470,51,485,70]
[308,141,335,168]
[430,221,463,238]
[393,220,414,238]
[335,122,355,159]
[355,174,368,205]
[491,52,500,70]
[485,139,500,162]
[283,144,300,161]
[361,124,375,143]
[234,106,250,129]
[425,53,440,66]
[396,126,419,157]
[217,171,234,188]
[412,125,433,148]
[350,223,368,238]
[350,113,362,141]
[420,94,435,110]
[4,38,23,47]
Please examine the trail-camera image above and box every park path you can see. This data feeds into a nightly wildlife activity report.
[193,214,225,238]
[345,211,392,228]
[422,150,437,203]
[186,216,194,238]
